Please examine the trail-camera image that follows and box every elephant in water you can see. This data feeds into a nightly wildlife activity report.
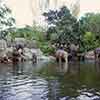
[55,49,68,63]
[94,48,100,61]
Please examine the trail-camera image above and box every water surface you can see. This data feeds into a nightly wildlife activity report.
[0,60,100,100]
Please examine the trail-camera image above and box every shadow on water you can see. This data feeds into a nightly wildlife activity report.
[0,60,100,99]
[12,62,24,76]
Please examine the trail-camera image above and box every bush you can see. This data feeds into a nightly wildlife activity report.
[8,25,55,55]
[38,42,55,55]
[82,32,100,52]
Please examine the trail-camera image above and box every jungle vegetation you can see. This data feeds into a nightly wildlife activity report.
[0,2,100,54]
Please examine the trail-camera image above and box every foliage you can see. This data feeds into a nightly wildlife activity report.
[82,32,97,51]
[8,25,55,54]
[43,6,79,44]
[9,25,45,41]
[43,9,100,52]
[79,13,100,52]
[37,41,55,55]
[0,1,15,39]
[80,13,100,36]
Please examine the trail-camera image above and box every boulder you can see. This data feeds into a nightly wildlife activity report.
[49,56,56,61]
[23,48,46,61]
[23,48,32,60]
[6,47,13,58]
[0,39,7,50]
[0,39,7,57]
[30,48,43,59]
[7,40,12,47]
[30,48,51,61]
[26,40,38,48]
[14,38,26,47]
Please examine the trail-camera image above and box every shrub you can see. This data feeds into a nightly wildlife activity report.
[38,42,55,55]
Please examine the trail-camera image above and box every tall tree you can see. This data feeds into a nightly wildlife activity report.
[43,6,79,44]
[0,1,15,39]
[80,13,100,39]
[79,13,100,51]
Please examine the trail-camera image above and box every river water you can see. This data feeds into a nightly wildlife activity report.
[0,60,100,100]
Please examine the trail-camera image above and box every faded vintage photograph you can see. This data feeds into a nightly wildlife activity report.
[0,0,100,100]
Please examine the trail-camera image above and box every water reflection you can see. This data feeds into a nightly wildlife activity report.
[67,61,80,75]
[47,79,60,100]
[0,61,49,100]
[57,62,68,73]
[0,60,100,100]
[12,62,24,75]
[56,61,81,75]
[95,61,100,74]
[37,61,100,99]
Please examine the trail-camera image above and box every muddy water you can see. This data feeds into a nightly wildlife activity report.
[0,60,100,100]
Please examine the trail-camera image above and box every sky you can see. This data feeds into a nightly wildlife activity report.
[5,0,100,26]
[6,0,34,27]
[80,0,100,16]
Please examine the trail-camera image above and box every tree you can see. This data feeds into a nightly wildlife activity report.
[0,1,15,39]
[43,6,79,44]
[79,13,100,51]
[80,13,100,41]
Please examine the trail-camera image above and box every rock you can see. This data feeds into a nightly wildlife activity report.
[14,38,26,47]
[77,94,100,100]
[49,56,56,61]
[30,48,43,59]
[0,51,6,58]
[0,39,7,57]
[17,48,44,61]
[77,95,91,100]
[23,48,32,60]
[0,39,7,50]
[26,40,38,48]
[23,47,30,53]
[38,55,50,61]
[30,48,38,55]
[30,48,52,61]
[6,38,12,47]
[60,96,70,100]
[6,47,13,58]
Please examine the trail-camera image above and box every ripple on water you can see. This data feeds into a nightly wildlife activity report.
[0,61,100,100]
[0,74,48,100]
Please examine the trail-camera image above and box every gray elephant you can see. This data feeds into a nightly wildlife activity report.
[94,48,100,61]
[55,48,68,63]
